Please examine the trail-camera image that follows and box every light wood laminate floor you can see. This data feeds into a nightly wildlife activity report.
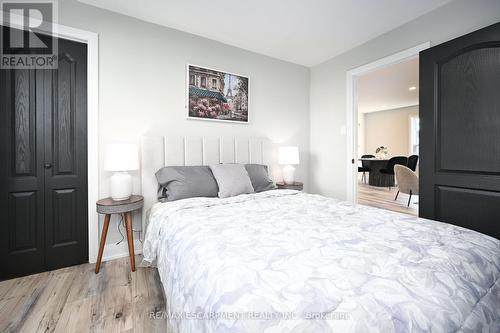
[0,256,168,333]
[358,182,418,216]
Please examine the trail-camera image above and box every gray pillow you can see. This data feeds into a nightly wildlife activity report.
[209,164,255,198]
[155,166,219,201]
[245,164,276,192]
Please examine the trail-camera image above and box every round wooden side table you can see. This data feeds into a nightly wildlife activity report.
[95,195,143,273]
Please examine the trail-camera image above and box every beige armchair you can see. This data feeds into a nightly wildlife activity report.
[394,165,419,207]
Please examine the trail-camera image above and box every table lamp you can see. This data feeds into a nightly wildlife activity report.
[104,143,139,201]
[278,146,299,185]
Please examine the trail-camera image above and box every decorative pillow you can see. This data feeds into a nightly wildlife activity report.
[155,166,219,201]
[244,164,276,192]
[209,164,255,198]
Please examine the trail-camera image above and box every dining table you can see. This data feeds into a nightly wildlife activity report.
[358,157,394,187]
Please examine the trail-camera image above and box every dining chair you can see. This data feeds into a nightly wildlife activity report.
[380,156,408,189]
[380,156,408,176]
[358,154,375,183]
[394,165,419,207]
[407,155,419,171]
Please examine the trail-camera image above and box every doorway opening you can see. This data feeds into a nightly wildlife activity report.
[346,43,429,215]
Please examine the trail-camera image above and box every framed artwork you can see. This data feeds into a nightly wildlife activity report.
[186,64,249,123]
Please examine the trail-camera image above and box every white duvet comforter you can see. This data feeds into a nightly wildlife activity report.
[143,190,500,333]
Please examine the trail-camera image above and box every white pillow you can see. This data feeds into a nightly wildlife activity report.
[209,164,255,198]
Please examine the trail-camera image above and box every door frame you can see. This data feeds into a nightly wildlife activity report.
[345,42,430,203]
[1,17,99,263]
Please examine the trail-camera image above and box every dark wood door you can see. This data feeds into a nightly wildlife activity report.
[420,22,500,240]
[0,68,46,277]
[0,30,88,279]
[43,38,88,271]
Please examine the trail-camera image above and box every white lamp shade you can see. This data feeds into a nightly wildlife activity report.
[278,146,299,165]
[104,143,139,171]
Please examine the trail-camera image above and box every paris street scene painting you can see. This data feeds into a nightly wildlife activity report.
[187,65,249,123]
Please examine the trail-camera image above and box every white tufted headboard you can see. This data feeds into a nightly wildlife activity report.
[140,136,276,233]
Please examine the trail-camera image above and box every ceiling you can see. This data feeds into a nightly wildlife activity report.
[78,0,452,67]
[357,57,419,113]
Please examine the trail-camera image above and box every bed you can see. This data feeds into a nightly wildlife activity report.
[140,136,500,333]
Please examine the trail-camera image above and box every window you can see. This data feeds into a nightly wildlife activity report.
[200,76,206,88]
[189,75,195,85]
[212,78,217,89]
[410,116,419,155]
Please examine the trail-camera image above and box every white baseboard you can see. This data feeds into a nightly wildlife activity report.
[88,239,143,263]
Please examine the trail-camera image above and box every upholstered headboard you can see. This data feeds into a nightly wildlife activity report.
[140,136,275,234]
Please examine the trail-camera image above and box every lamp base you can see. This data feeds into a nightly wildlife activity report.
[110,172,132,201]
[282,165,296,185]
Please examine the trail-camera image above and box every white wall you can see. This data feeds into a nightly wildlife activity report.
[58,0,310,247]
[357,112,365,156]
[310,0,500,199]
[363,106,419,157]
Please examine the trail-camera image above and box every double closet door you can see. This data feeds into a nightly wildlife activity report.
[0,32,88,279]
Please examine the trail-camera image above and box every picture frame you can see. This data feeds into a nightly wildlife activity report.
[186,64,249,124]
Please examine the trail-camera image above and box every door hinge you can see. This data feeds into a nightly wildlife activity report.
[351,159,355,164]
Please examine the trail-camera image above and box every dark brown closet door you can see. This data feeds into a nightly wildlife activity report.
[43,38,88,271]
[0,30,88,279]
[420,22,500,240]
[0,68,46,278]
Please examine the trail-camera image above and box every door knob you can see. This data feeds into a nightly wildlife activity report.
[44,163,53,169]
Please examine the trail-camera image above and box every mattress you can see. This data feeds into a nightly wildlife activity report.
[143,190,500,333]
